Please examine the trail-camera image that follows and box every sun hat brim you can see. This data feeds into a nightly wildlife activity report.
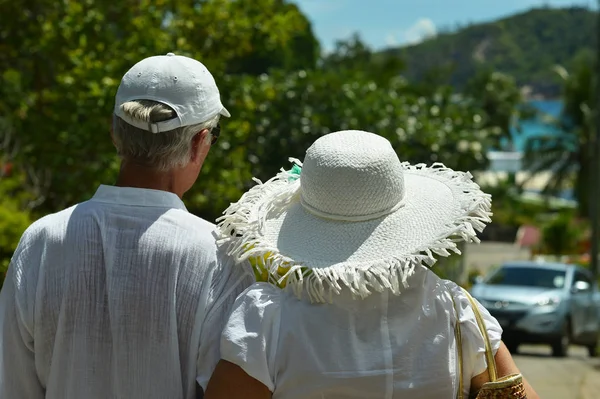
[218,160,492,303]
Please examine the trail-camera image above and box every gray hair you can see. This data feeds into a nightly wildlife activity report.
[112,100,220,171]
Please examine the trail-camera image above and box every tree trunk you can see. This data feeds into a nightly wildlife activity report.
[576,152,591,218]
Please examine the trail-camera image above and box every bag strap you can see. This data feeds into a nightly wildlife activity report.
[461,287,498,381]
[453,287,498,399]
[451,294,465,399]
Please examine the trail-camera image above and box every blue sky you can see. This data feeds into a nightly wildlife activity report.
[293,0,593,51]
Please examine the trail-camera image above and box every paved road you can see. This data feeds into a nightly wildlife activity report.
[513,345,600,399]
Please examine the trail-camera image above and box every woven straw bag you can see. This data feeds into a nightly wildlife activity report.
[454,288,527,399]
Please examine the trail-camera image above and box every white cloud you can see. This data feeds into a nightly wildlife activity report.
[385,33,398,47]
[403,18,437,45]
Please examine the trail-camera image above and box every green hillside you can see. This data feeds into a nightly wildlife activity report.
[381,6,596,97]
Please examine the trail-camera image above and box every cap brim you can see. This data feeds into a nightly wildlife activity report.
[220,106,231,118]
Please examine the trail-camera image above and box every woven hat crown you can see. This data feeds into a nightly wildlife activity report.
[300,130,405,221]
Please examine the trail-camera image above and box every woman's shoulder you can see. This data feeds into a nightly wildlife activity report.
[430,276,473,304]
[237,282,283,303]
[221,284,283,393]
[436,279,492,323]
[420,271,467,308]
[439,279,466,300]
[229,282,283,324]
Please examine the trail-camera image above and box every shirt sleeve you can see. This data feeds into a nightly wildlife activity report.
[195,254,254,390]
[219,283,282,392]
[0,260,45,398]
[450,283,503,378]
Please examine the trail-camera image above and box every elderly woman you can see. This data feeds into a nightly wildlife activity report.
[205,130,539,398]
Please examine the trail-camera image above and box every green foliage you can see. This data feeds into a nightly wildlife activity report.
[431,251,464,285]
[464,70,528,139]
[537,211,586,256]
[0,171,33,288]
[482,180,534,227]
[0,0,319,215]
[523,50,595,217]
[174,0,319,75]
[322,35,406,85]
[384,7,596,97]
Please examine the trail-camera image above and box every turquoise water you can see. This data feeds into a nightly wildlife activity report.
[504,99,575,200]
[505,100,564,152]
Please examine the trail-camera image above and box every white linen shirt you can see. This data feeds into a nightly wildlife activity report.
[221,266,502,399]
[0,185,253,399]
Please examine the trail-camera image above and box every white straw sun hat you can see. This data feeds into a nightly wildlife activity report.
[218,130,492,303]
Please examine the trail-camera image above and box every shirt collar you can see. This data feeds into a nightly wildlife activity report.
[90,185,188,211]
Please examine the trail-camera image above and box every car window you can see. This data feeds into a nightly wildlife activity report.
[485,266,566,288]
[573,271,592,291]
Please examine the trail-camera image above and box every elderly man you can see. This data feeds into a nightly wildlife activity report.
[0,53,252,399]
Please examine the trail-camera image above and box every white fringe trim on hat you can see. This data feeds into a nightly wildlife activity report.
[217,160,492,303]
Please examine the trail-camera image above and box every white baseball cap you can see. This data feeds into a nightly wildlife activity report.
[114,52,230,133]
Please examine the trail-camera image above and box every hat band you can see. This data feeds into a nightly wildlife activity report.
[300,196,405,222]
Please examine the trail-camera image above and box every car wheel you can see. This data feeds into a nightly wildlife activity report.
[588,344,598,358]
[587,335,598,358]
[552,320,570,357]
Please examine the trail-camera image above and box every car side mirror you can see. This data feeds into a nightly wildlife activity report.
[572,280,591,293]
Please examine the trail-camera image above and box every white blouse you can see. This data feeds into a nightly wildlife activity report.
[221,266,502,399]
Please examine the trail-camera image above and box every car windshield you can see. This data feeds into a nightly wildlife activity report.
[485,266,566,289]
